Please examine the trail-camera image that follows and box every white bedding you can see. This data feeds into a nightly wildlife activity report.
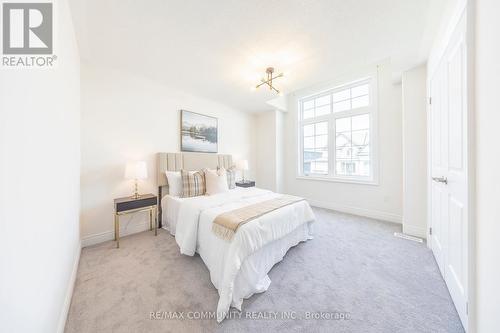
[161,194,184,235]
[164,187,315,322]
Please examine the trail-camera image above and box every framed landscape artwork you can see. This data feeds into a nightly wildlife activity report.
[180,110,218,153]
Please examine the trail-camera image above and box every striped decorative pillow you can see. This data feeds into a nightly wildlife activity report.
[180,169,206,197]
[226,166,236,189]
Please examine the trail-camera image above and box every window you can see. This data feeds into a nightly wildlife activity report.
[302,122,328,174]
[298,78,377,183]
[335,114,370,177]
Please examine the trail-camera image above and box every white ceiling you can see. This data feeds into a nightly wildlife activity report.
[69,0,449,112]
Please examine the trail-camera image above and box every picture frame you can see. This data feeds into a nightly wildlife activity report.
[180,110,218,153]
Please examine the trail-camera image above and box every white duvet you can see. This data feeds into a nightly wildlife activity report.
[174,187,315,322]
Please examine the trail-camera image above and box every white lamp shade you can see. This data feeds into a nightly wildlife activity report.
[235,159,249,171]
[125,161,148,180]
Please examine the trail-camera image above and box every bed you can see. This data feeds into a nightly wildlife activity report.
[157,153,315,322]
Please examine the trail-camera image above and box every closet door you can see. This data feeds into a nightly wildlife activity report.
[429,12,468,328]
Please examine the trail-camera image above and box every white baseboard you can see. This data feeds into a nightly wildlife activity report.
[402,224,427,239]
[57,240,81,333]
[307,198,402,224]
[81,220,151,248]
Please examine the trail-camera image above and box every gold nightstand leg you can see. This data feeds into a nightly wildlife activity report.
[154,206,158,236]
[149,207,153,231]
[115,214,120,248]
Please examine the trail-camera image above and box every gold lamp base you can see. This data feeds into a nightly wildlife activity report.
[131,179,141,199]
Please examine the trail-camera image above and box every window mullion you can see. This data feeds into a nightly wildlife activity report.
[300,115,330,125]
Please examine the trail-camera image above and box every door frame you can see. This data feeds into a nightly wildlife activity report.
[426,1,476,331]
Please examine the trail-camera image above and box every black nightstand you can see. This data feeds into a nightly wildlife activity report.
[235,181,255,188]
[114,193,158,248]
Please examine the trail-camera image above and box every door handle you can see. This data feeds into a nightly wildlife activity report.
[432,176,448,184]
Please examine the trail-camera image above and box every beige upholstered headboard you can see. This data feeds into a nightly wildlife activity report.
[157,152,233,188]
[156,152,233,227]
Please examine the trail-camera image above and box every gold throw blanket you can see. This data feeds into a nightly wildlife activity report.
[212,195,305,240]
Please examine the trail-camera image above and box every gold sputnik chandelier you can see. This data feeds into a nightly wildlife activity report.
[255,67,284,95]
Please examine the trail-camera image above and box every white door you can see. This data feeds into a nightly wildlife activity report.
[429,13,468,329]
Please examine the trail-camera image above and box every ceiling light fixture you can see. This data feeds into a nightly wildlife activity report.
[255,67,284,95]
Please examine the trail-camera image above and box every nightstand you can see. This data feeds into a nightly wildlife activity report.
[235,181,255,188]
[114,193,158,248]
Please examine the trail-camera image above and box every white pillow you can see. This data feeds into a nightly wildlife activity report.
[165,171,182,197]
[204,168,229,195]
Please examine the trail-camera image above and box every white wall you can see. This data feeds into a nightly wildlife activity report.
[80,64,256,245]
[282,61,403,223]
[255,109,287,192]
[276,110,285,193]
[255,111,277,191]
[475,0,500,331]
[0,1,81,332]
[402,64,427,238]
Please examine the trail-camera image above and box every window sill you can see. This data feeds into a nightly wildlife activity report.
[296,175,379,186]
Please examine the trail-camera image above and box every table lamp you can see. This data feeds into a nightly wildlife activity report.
[125,161,147,199]
[235,159,249,183]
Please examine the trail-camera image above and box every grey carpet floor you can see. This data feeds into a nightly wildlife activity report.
[66,207,464,333]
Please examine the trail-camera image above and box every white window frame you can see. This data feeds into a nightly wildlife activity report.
[297,77,379,185]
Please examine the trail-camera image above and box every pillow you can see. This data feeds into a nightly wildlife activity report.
[225,166,236,189]
[204,167,229,195]
[180,169,206,198]
[165,171,182,197]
